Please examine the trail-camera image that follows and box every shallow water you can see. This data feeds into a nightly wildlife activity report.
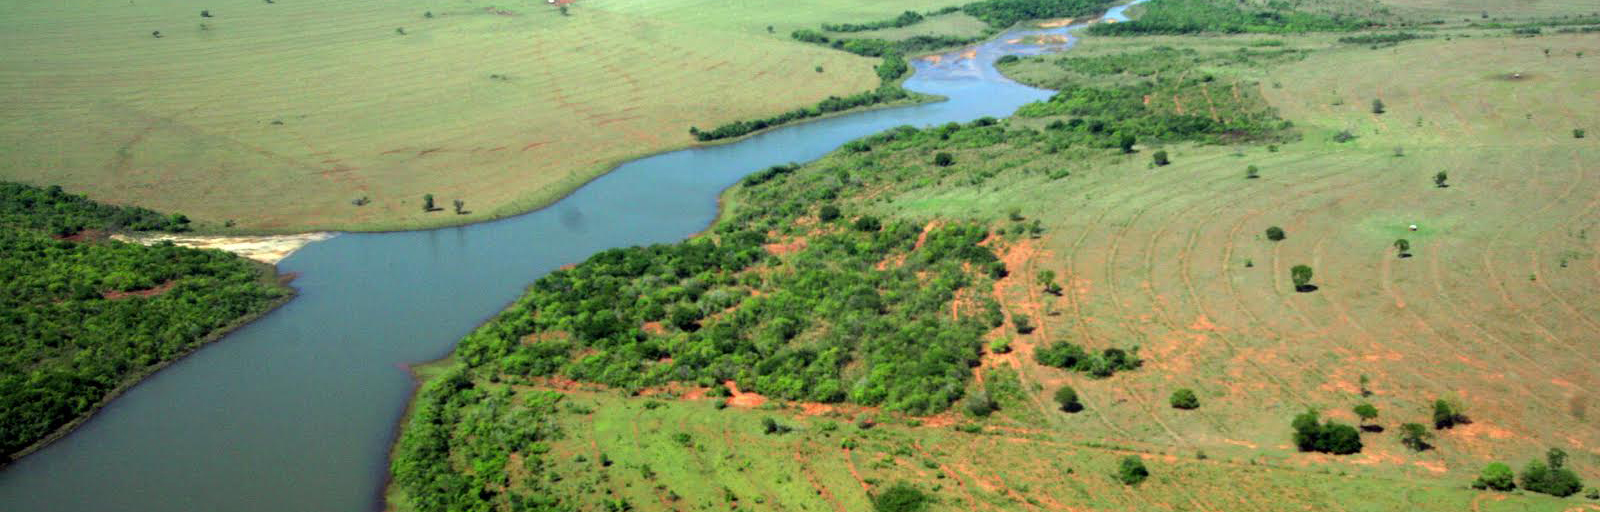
[0,4,1140,510]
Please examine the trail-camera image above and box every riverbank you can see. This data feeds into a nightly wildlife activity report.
[3,260,297,468]
[110,232,336,264]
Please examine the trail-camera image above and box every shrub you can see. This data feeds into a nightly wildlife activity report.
[1398,422,1432,451]
[1291,409,1363,454]
[1054,386,1082,412]
[1116,456,1149,485]
[1332,130,1357,143]
[1473,462,1516,491]
[1371,98,1386,114]
[1246,165,1259,179]
[1393,239,1410,257]
[1353,403,1378,424]
[988,338,1012,354]
[934,152,955,167]
[1152,150,1170,166]
[1521,448,1584,497]
[872,482,930,512]
[818,205,841,222]
[1432,398,1466,429]
[1291,264,1314,291]
[1434,171,1449,188]
[1576,128,1587,139]
[1013,313,1035,334]
[964,390,998,417]
[761,417,792,435]
[1169,389,1200,409]
[854,215,882,232]
[1265,226,1285,241]
[1118,133,1136,153]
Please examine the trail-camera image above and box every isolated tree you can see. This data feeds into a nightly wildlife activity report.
[872,482,930,512]
[1575,128,1586,139]
[1054,385,1082,412]
[1013,313,1035,334]
[933,152,955,167]
[422,194,435,211]
[1152,150,1170,166]
[1358,374,1372,396]
[1398,422,1432,451]
[1473,462,1516,491]
[1118,133,1136,153]
[1266,226,1286,241]
[201,9,213,18]
[1169,388,1200,410]
[152,30,163,38]
[1393,238,1410,258]
[1291,264,1314,292]
[1246,165,1260,179]
[1037,270,1062,295]
[452,199,464,214]
[1371,98,1385,114]
[1116,456,1149,485]
[1432,398,1466,429]
[818,204,840,222]
[1434,171,1449,188]
[1353,403,1378,426]
[1521,448,1584,497]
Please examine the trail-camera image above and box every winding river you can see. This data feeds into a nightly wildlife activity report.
[0,4,1139,510]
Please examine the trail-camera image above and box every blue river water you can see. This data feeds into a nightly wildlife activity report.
[0,4,1139,510]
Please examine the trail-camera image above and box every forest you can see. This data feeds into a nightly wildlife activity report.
[0,182,287,461]
[1087,0,1370,35]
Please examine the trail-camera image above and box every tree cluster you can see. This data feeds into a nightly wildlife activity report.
[1088,0,1371,36]
[1033,340,1142,378]
[1,181,190,236]
[1291,409,1362,455]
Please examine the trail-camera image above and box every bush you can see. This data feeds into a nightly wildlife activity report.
[1152,150,1170,166]
[1013,313,1035,334]
[1116,456,1149,485]
[854,215,882,232]
[1371,99,1386,114]
[934,152,955,167]
[1398,422,1432,451]
[1576,128,1587,139]
[872,482,930,512]
[1265,226,1285,241]
[964,390,998,417]
[1054,385,1082,412]
[1521,448,1583,497]
[1432,398,1466,429]
[1291,409,1362,454]
[1290,264,1314,291]
[1169,389,1199,409]
[1473,462,1516,491]
[988,338,1012,354]
[818,205,841,222]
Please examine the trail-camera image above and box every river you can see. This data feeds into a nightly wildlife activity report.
[0,3,1140,510]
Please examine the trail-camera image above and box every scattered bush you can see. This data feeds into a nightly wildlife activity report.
[934,152,955,167]
[1434,171,1449,188]
[1116,456,1149,485]
[1265,226,1285,241]
[872,482,930,512]
[819,204,841,222]
[1398,422,1432,451]
[1576,128,1587,139]
[1013,313,1035,334]
[1152,150,1170,166]
[1169,388,1200,409]
[1521,448,1584,497]
[1034,340,1141,378]
[1291,264,1314,292]
[1473,462,1516,491]
[1246,165,1259,179]
[1371,98,1386,114]
[1432,398,1467,429]
[1054,385,1082,412]
[964,390,998,417]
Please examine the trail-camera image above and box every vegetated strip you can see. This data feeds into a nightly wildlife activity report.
[0,182,292,465]
[1087,0,1373,35]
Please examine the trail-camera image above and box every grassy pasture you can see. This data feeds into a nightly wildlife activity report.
[851,30,1600,489]
[0,0,965,232]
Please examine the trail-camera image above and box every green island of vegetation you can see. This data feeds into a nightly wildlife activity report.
[0,182,292,464]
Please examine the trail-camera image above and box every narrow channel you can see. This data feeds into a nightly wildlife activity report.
[0,4,1140,510]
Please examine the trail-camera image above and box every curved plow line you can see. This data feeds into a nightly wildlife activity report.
[1134,169,1257,436]
[1523,149,1600,332]
[791,450,847,512]
[911,440,987,511]
[1477,152,1600,368]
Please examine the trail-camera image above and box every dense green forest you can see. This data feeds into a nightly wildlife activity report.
[962,0,1119,28]
[0,183,287,461]
[1087,0,1369,35]
[1,181,191,236]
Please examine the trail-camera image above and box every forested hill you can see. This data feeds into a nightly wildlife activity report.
[1,182,288,463]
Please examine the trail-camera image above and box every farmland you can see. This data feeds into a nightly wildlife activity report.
[0,0,970,232]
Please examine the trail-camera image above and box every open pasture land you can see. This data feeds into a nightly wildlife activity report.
[870,31,1600,491]
[0,0,966,232]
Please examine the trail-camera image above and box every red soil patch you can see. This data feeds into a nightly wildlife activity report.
[641,321,667,335]
[800,403,834,416]
[102,280,176,300]
[723,380,768,408]
[763,237,807,256]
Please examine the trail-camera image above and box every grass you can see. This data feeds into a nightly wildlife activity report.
[0,0,964,232]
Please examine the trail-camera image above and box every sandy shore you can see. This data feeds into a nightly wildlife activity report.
[111,232,336,264]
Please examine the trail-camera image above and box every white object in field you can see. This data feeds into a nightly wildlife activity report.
[548,0,555,3]
[1409,224,1418,231]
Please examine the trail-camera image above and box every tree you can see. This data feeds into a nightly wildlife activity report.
[1169,388,1199,410]
[934,152,954,167]
[1246,165,1259,179]
[1037,269,1061,295]
[1353,403,1378,426]
[872,482,929,512]
[1473,462,1516,491]
[1292,409,1363,454]
[1054,385,1082,412]
[1432,398,1466,429]
[201,9,213,18]
[1576,128,1587,139]
[1266,226,1286,241]
[818,204,841,222]
[452,199,464,215]
[1393,238,1410,258]
[1291,264,1314,292]
[1521,448,1583,497]
[854,215,881,232]
[1152,150,1170,166]
[964,390,997,417]
[422,194,435,211]
[1358,374,1371,397]
[1116,456,1149,485]
[1013,313,1034,334]
[1118,133,1135,153]
[1398,422,1432,451]
[1371,98,1385,114]
[559,5,569,16]
[1434,171,1449,188]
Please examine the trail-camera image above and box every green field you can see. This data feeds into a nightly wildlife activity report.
[0,0,970,232]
